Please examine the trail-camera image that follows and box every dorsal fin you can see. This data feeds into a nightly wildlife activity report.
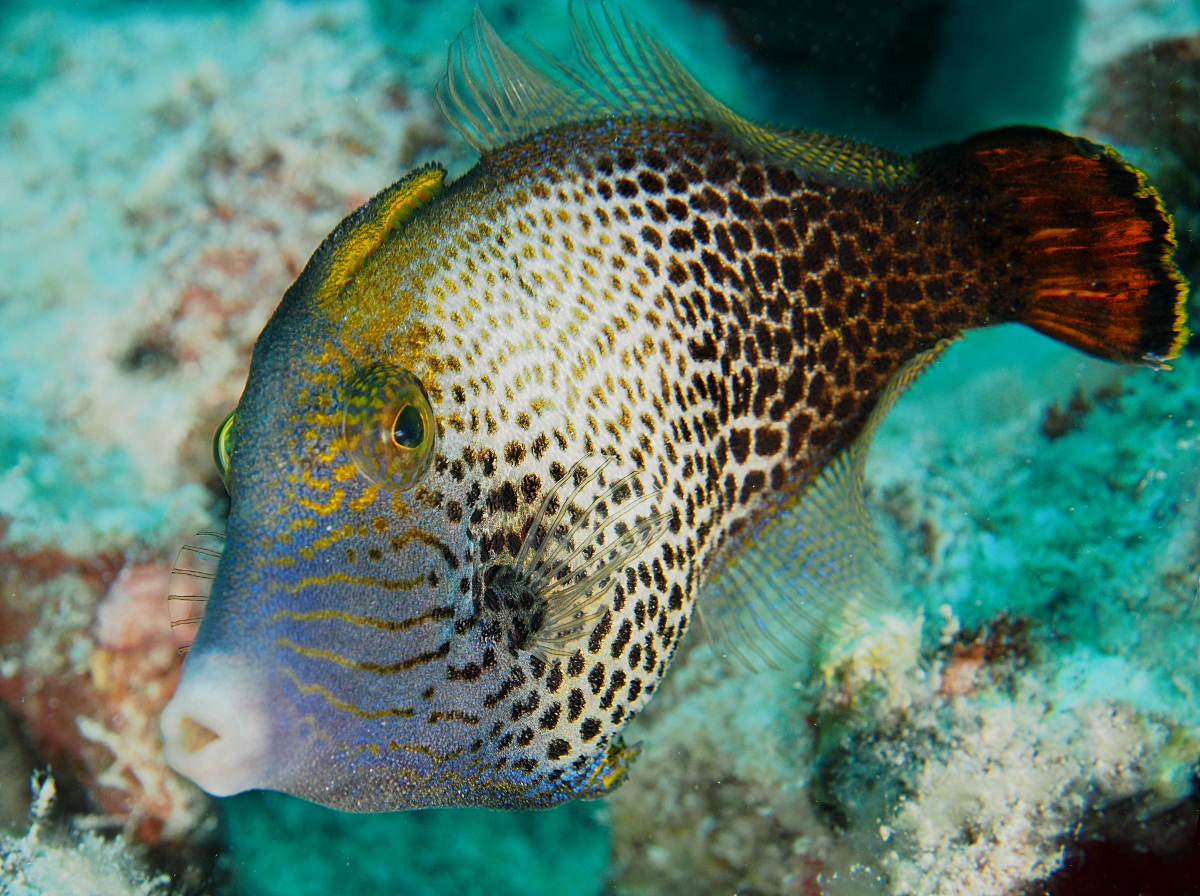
[436,3,913,189]
[436,9,584,156]
[701,341,953,671]
[312,163,445,308]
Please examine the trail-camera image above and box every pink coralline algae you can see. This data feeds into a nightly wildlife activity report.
[0,556,208,844]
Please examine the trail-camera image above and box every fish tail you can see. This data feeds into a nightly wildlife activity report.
[952,125,1189,366]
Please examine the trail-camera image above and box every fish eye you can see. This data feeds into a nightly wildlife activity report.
[212,409,236,487]
[341,363,435,490]
[391,404,425,449]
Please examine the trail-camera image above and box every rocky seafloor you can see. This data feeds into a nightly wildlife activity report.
[0,1,1197,894]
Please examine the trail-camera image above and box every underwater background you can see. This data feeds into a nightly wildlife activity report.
[0,0,1198,894]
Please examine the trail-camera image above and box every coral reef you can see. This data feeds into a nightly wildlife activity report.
[692,0,1080,149]
[0,0,461,864]
[0,774,170,896]
[0,543,204,844]
[694,0,950,117]
[0,709,35,834]
[0,0,1197,893]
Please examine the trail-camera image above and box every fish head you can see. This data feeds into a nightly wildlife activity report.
[160,165,655,811]
[161,274,455,810]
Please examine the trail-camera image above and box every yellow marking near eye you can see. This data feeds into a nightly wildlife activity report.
[349,486,379,513]
[271,605,455,632]
[308,411,340,427]
[281,516,318,537]
[332,463,359,483]
[276,637,450,674]
[316,166,445,308]
[389,492,413,518]
[274,571,428,594]
[313,443,344,464]
[307,524,354,554]
[300,471,332,492]
[282,668,415,719]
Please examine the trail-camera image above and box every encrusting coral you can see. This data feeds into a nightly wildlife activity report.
[0,774,169,896]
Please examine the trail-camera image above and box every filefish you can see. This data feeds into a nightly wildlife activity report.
[160,7,1189,811]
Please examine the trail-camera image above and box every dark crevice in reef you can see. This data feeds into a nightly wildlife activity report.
[694,0,950,115]
[693,0,1081,148]
[1038,790,1200,896]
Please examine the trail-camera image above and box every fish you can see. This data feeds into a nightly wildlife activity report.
[159,5,1189,812]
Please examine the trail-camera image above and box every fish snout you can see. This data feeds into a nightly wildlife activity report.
[160,652,272,797]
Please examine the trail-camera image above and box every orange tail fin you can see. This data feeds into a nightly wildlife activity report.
[961,126,1189,366]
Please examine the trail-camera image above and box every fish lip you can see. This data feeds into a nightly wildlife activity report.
[160,650,272,797]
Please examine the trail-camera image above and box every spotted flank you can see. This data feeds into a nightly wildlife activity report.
[159,4,1189,811]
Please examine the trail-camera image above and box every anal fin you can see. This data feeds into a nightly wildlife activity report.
[702,343,952,670]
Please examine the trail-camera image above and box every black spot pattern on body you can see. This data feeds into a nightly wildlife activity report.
[567,688,585,722]
[415,120,1007,789]
[545,661,563,694]
[539,703,561,730]
[588,662,606,695]
[567,652,585,677]
[547,739,571,759]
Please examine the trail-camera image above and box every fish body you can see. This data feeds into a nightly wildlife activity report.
[160,9,1188,811]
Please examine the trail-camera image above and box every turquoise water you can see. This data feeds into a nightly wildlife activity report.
[223,793,608,896]
[0,1,1197,895]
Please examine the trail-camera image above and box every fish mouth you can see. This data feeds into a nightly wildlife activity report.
[160,651,272,797]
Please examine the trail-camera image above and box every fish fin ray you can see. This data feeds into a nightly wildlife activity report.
[934,125,1190,365]
[437,8,589,153]
[437,4,913,187]
[496,459,667,657]
[573,737,641,799]
[703,342,951,671]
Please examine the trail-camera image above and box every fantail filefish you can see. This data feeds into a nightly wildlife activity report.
[160,5,1189,811]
